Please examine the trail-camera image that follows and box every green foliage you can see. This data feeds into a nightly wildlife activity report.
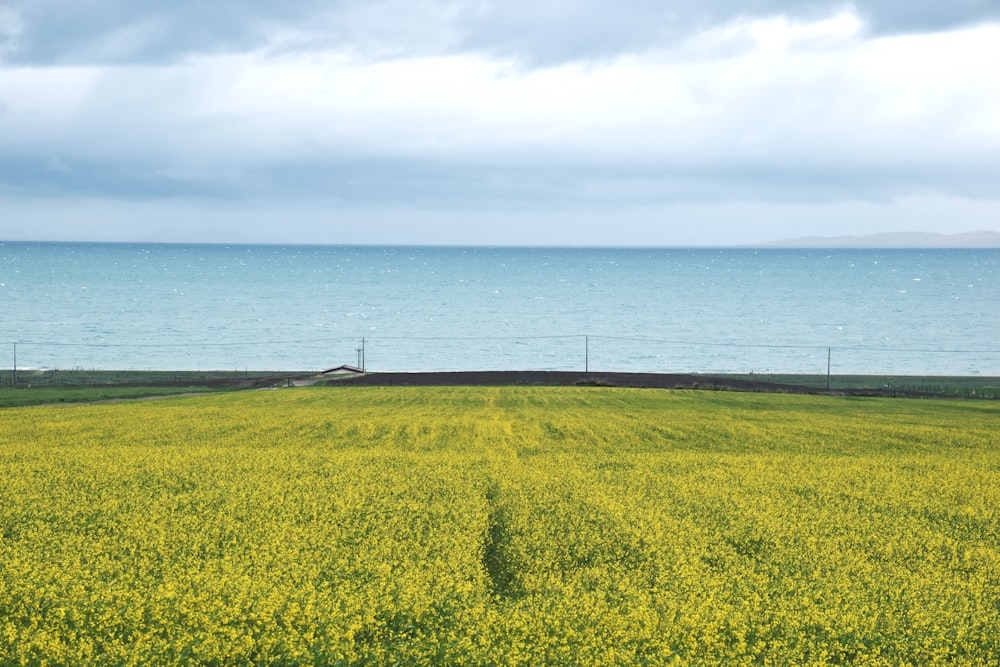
[0,386,225,409]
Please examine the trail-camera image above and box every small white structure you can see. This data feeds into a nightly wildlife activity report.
[321,364,364,376]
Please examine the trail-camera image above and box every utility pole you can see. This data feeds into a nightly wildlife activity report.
[356,337,366,372]
[585,335,589,373]
[826,347,831,390]
[12,342,16,386]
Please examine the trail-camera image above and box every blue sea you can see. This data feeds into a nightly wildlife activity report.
[1,242,998,376]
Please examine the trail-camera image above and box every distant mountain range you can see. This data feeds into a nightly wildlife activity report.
[763,230,1000,248]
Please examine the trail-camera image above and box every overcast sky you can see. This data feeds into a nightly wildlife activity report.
[2,1,999,245]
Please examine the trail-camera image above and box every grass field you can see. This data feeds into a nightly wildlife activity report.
[0,385,232,409]
[0,370,305,408]
[1,387,998,665]
[0,369,302,386]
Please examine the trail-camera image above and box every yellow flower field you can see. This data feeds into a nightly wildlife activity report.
[1,387,998,665]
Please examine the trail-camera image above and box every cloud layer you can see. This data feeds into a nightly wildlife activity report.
[5,1,1000,65]
[2,2,999,243]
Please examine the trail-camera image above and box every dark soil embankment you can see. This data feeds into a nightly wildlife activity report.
[333,371,951,398]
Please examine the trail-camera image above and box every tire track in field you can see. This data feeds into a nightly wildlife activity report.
[482,480,522,601]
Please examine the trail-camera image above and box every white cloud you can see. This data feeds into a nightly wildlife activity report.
[7,1,1000,67]
[76,23,998,173]
[1,5,999,243]
[689,7,865,55]
[0,7,22,52]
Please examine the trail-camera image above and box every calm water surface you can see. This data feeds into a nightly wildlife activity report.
[1,242,997,375]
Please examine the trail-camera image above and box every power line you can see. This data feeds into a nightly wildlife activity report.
[588,335,1000,355]
[371,334,585,341]
[15,337,360,348]
[830,344,1000,354]
[10,334,1000,355]
[588,335,824,350]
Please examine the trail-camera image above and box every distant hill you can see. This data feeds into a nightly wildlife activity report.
[763,230,1000,248]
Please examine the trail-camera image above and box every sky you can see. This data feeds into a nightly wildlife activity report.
[1,1,999,246]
